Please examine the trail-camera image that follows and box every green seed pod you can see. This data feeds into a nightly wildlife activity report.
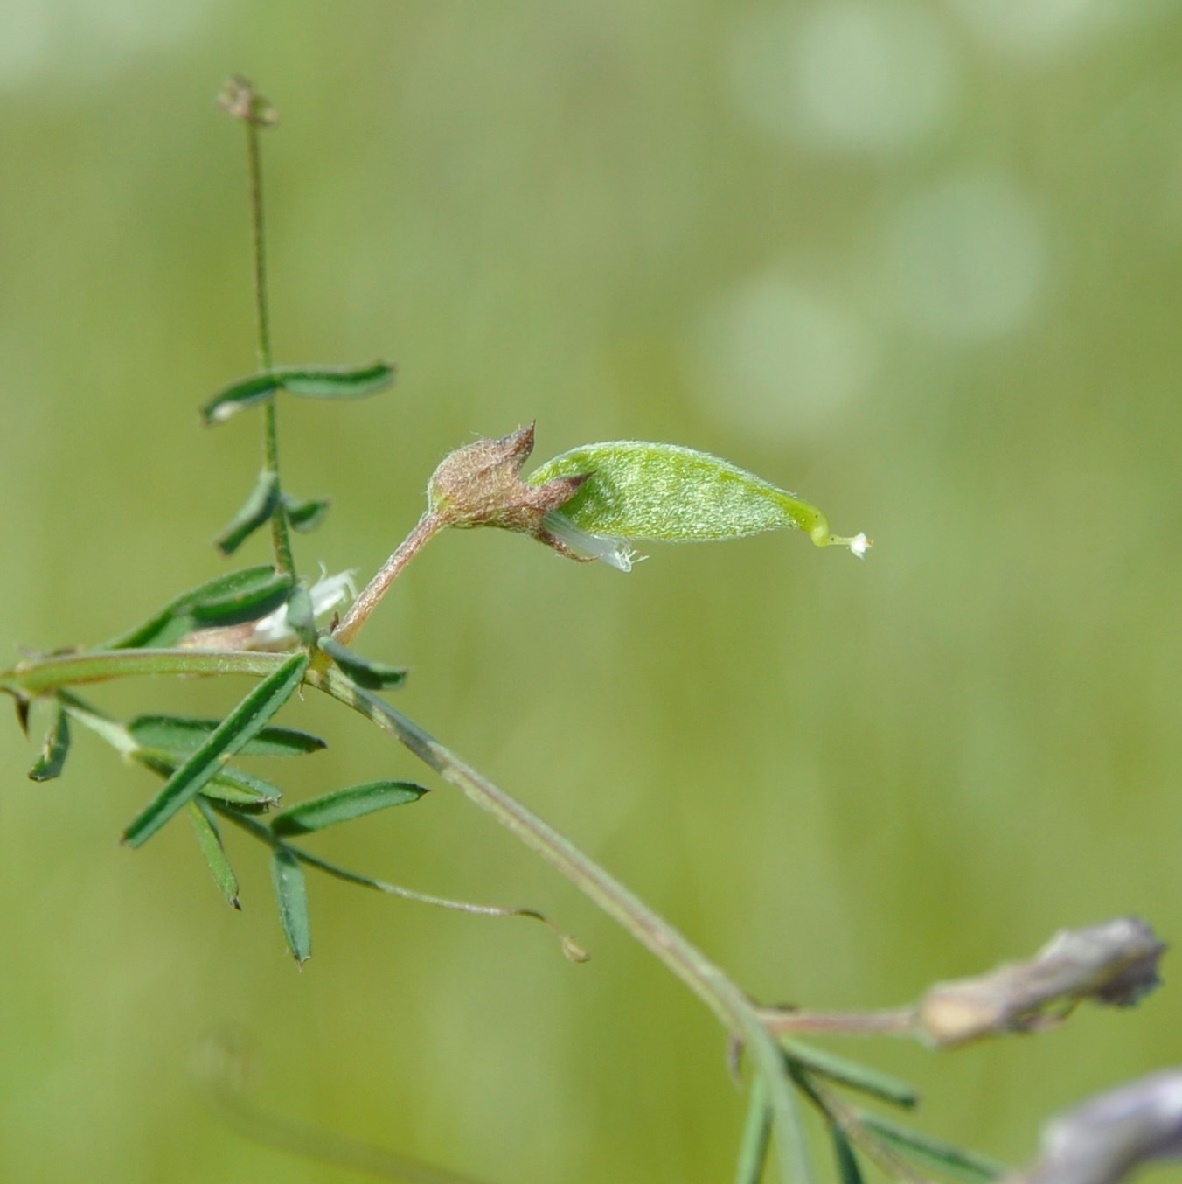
[528,441,868,570]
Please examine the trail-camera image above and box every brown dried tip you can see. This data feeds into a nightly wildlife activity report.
[1004,1069,1182,1184]
[217,76,279,127]
[14,694,30,737]
[918,917,1166,1049]
[426,424,590,559]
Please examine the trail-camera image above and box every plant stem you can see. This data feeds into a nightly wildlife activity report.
[2,648,284,694]
[310,665,743,1022]
[333,512,446,646]
[308,664,809,1181]
[245,113,271,375]
[760,1007,917,1039]
[240,89,295,577]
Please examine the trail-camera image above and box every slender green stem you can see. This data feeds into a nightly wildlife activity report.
[306,664,808,1181]
[309,665,745,1024]
[264,430,295,577]
[1,648,284,694]
[240,93,295,577]
[245,114,271,374]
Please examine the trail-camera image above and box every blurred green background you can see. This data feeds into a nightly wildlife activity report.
[2,2,1181,1181]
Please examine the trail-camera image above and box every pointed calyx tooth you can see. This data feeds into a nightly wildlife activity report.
[426,424,588,544]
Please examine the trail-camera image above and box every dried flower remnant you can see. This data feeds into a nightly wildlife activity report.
[217,75,279,127]
[1005,1070,1182,1184]
[757,916,1166,1050]
[918,917,1165,1049]
[425,423,590,556]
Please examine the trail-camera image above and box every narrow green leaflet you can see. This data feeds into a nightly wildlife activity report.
[212,798,572,941]
[101,608,192,651]
[188,800,240,909]
[28,700,71,782]
[214,469,281,556]
[782,1042,918,1110]
[202,362,394,425]
[830,1128,866,1184]
[187,566,290,618]
[121,651,309,847]
[202,373,285,424]
[271,780,427,837]
[102,564,289,650]
[280,361,395,399]
[283,493,330,534]
[202,767,283,810]
[133,750,283,810]
[317,635,409,690]
[858,1113,1007,1182]
[128,713,325,758]
[271,846,311,964]
[528,441,869,564]
[189,568,293,627]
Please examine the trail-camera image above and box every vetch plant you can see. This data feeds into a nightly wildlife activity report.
[2,77,1171,1184]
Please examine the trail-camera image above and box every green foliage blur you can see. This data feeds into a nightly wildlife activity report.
[2,2,1181,1180]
